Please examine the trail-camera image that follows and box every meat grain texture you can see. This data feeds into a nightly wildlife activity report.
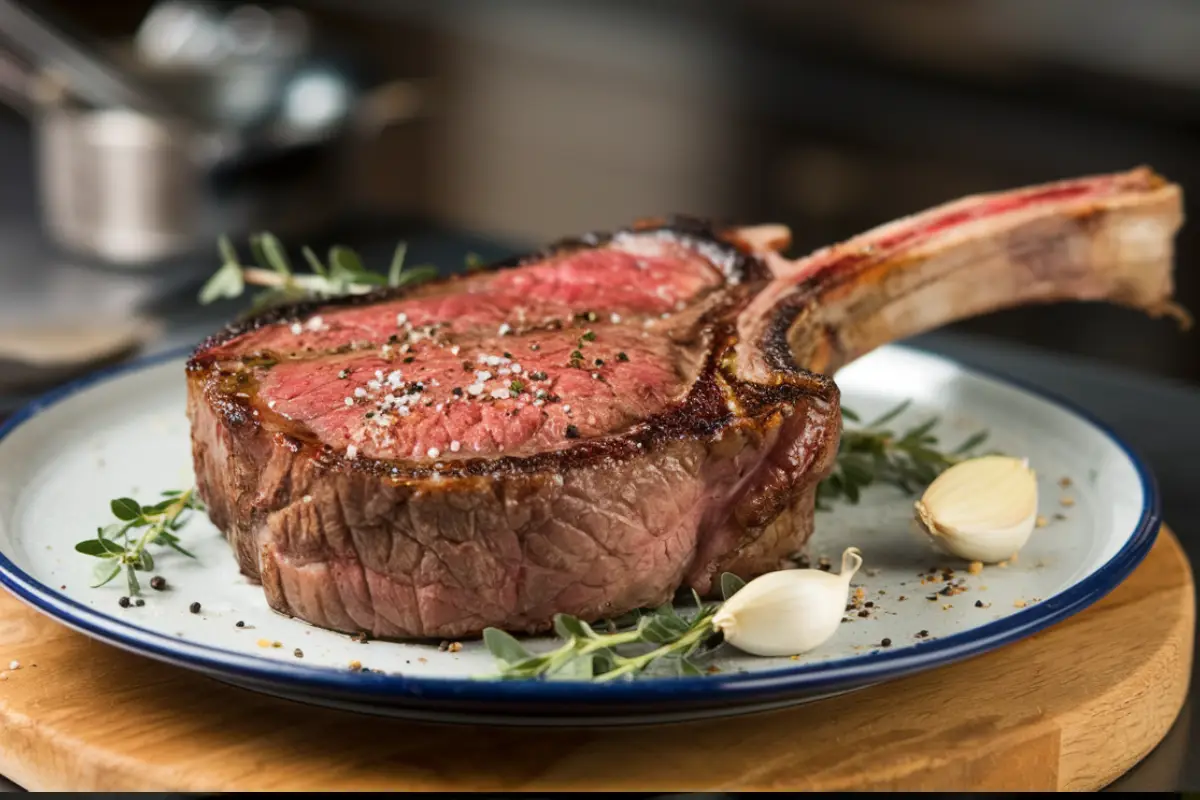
[188,167,1185,638]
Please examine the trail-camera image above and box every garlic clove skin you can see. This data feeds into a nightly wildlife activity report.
[914,455,1038,564]
[712,547,862,657]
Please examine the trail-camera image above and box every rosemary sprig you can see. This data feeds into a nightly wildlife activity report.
[482,580,744,681]
[75,489,204,596]
[816,399,989,510]
[198,232,440,311]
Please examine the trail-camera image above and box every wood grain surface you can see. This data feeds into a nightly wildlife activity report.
[0,527,1190,792]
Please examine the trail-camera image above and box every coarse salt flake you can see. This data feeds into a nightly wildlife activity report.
[354,388,367,398]
[476,370,492,382]
[396,313,408,325]
[510,363,522,373]
[490,387,510,399]
[498,323,512,336]
[305,316,324,331]
[427,447,441,458]
[346,445,358,459]
[450,440,461,452]
[290,322,303,335]
[467,384,484,396]
[344,397,354,406]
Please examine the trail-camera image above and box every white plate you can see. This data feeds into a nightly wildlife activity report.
[0,344,1160,725]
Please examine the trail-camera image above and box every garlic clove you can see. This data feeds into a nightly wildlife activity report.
[712,547,862,657]
[914,455,1038,564]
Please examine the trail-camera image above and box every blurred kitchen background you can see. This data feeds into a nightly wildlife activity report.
[1,0,1198,405]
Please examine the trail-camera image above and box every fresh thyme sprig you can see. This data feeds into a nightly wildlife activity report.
[816,399,989,511]
[75,489,204,596]
[483,579,745,681]
[198,232,440,312]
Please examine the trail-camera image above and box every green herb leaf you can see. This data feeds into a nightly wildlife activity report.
[640,614,689,644]
[217,235,239,266]
[139,498,177,515]
[552,614,595,641]
[953,430,990,454]
[97,523,124,540]
[483,627,533,665]
[329,245,366,277]
[257,232,292,276]
[388,242,408,287]
[301,246,327,277]
[75,538,126,557]
[393,264,439,287]
[198,259,246,304]
[110,498,142,521]
[546,653,595,680]
[867,399,912,429]
[91,560,121,588]
[125,564,140,596]
[841,406,861,422]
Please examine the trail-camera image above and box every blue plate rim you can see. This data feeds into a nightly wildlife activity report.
[0,343,1162,711]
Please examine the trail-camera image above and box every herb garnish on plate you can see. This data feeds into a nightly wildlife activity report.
[75,489,203,596]
[482,578,747,681]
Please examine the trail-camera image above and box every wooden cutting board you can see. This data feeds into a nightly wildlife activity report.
[0,527,1190,792]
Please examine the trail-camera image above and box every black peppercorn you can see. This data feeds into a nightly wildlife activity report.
[189,601,201,614]
[118,596,131,608]
[236,620,245,628]
[134,598,145,607]
[149,575,167,591]
[881,638,892,647]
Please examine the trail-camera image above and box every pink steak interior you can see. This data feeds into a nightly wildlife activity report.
[209,233,731,462]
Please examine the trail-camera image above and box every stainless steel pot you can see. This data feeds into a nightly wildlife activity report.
[23,75,424,266]
[0,1,426,267]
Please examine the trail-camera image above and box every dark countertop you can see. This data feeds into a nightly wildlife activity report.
[0,117,1196,791]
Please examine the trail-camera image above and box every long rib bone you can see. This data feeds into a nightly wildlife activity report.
[736,166,1186,381]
